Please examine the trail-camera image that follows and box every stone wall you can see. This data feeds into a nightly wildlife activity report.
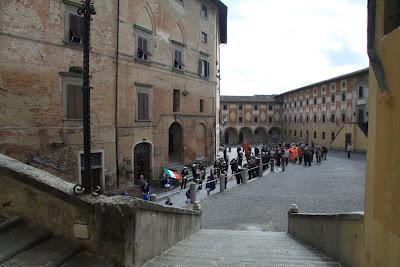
[0,153,201,266]
[288,212,366,267]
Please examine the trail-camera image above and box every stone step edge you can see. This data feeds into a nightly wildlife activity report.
[0,217,23,233]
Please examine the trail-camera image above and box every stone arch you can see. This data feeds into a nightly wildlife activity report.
[136,2,156,33]
[171,20,186,44]
[133,142,152,184]
[239,127,253,144]
[168,122,183,163]
[224,127,238,145]
[254,127,267,144]
[195,123,207,160]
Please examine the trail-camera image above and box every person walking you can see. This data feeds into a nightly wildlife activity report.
[346,143,352,159]
[139,175,150,201]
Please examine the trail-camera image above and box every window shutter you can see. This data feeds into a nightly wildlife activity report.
[69,14,82,40]
[198,59,203,75]
[66,84,82,119]
[143,93,149,120]
[137,93,144,120]
[75,85,83,119]
[206,61,210,77]
[66,85,75,118]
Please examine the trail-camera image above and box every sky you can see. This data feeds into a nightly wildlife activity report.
[219,0,369,96]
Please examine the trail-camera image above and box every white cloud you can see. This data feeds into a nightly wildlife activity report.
[220,0,369,95]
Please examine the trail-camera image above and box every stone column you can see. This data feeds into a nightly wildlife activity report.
[189,182,197,204]
[220,174,226,192]
[241,167,248,184]
[259,161,263,177]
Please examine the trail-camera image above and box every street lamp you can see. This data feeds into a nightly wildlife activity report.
[74,0,98,195]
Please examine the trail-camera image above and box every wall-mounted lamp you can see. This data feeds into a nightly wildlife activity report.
[182,89,189,96]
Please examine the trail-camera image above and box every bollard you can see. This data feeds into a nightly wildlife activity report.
[189,182,197,204]
[259,161,263,177]
[220,174,226,192]
[288,204,299,214]
[149,193,157,202]
[271,159,275,172]
[241,167,248,184]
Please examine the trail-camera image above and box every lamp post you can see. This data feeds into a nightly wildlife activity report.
[79,0,96,193]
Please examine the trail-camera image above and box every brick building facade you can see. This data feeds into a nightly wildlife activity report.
[0,0,227,190]
[220,68,369,152]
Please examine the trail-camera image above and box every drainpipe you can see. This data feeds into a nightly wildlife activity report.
[367,0,389,92]
[114,0,120,188]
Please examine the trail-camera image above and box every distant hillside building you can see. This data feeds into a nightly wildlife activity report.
[220,68,369,152]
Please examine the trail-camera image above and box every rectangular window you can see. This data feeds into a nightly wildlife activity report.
[201,4,208,18]
[384,0,400,34]
[314,98,317,105]
[341,92,346,102]
[314,131,317,139]
[68,14,84,44]
[313,115,317,123]
[137,91,150,121]
[331,114,335,123]
[65,84,83,119]
[199,58,210,78]
[300,101,303,107]
[268,116,273,123]
[322,114,326,123]
[342,113,346,123]
[331,132,335,140]
[322,96,325,104]
[173,89,180,112]
[289,130,292,136]
[300,130,303,137]
[358,86,364,99]
[136,31,151,61]
[254,104,258,111]
[238,116,243,123]
[306,116,309,123]
[294,117,297,123]
[284,115,287,123]
[268,105,273,111]
[284,104,287,109]
[306,99,309,105]
[173,47,184,70]
[331,94,335,103]
[223,104,227,110]
[201,32,208,43]
[322,132,325,140]
[295,102,297,107]
[294,130,297,137]
[254,116,258,123]
[238,104,243,110]
[200,99,204,112]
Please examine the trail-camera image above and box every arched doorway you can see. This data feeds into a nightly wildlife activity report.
[196,124,207,159]
[269,127,281,142]
[169,122,183,163]
[239,127,253,144]
[133,142,151,184]
[254,127,267,144]
[224,127,238,145]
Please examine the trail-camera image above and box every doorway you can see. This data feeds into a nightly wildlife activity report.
[168,122,183,163]
[134,142,151,184]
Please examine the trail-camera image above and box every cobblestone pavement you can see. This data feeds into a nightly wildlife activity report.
[201,150,366,232]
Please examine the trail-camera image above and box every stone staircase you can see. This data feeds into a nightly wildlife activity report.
[0,215,114,267]
[143,229,342,267]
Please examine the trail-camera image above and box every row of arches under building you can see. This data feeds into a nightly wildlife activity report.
[221,127,281,145]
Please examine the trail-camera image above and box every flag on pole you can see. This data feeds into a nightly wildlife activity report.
[163,168,182,180]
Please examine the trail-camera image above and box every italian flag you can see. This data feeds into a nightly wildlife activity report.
[163,168,182,180]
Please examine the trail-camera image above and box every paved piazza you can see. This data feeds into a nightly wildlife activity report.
[201,150,366,231]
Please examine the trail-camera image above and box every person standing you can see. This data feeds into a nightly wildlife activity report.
[347,143,352,159]
[180,167,189,189]
[140,175,150,200]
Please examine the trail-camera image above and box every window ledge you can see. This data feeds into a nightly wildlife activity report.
[172,68,185,74]
[134,58,152,65]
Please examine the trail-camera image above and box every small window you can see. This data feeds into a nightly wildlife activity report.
[284,104,287,109]
[223,104,227,110]
[268,105,273,111]
[294,117,297,123]
[314,98,317,105]
[322,114,326,123]
[306,99,309,105]
[342,113,346,123]
[306,116,309,123]
[200,99,204,112]
[284,115,287,123]
[201,4,208,18]
[268,116,273,123]
[300,101,303,107]
[331,94,335,103]
[300,116,303,123]
[294,130,297,137]
[136,30,151,61]
[314,131,317,139]
[331,132,335,140]
[68,14,84,44]
[331,114,335,123]
[358,86,364,99]
[295,102,297,107]
[342,92,346,101]
[289,130,292,136]
[65,84,83,119]
[384,0,400,34]
[254,116,258,123]
[201,32,208,43]
[322,132,326,140]
[238,104,243,110]
[199,58,210,78]
[173,46,184,70]
[238,116,243,123]
[173,89,180,112]
[314,115,317,123]
[254,104,258,111]
[300,130,303,137]
[137,90,150,121]
[322,96,325,104]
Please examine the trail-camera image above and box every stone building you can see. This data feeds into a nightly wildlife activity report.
[0,0,227,191]
[220,68,369,152]
[219,95,282,145]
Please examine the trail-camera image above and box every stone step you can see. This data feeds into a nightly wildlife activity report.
[0,216,23,233]
[1,237,83,267]
[143,230,342,267]
[0,223,52,263]
[60,251,115,267]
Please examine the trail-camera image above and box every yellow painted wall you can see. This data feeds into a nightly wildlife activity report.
[364,1,400,265]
